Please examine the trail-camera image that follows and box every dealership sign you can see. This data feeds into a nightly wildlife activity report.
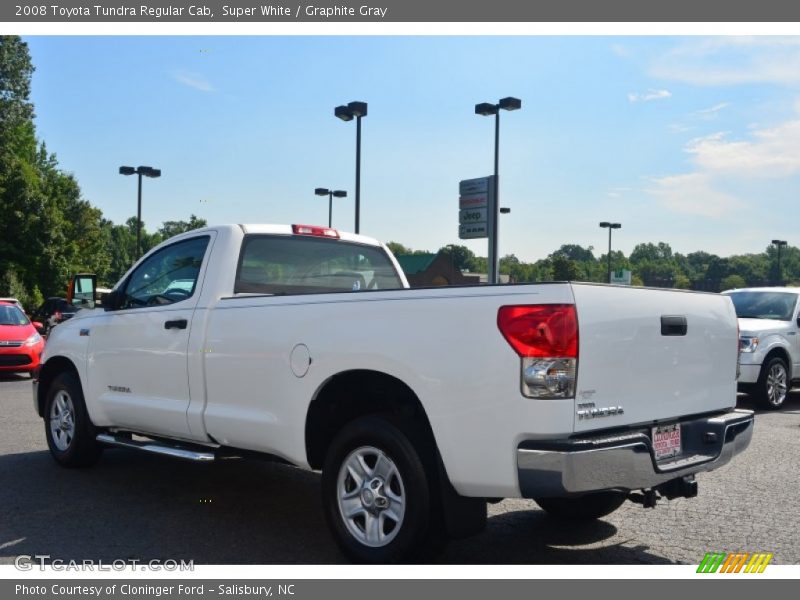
[458,176,495,240]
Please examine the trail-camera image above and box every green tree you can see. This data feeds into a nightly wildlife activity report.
[551,255,581,281]
[439,244,477,272]
[158,214,207,240]
[721,274,747,291]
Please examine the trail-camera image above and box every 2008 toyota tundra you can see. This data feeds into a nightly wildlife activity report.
[35,224,754,562]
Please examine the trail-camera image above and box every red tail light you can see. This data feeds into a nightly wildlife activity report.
[497,304,578,358]
[292,224,340,239]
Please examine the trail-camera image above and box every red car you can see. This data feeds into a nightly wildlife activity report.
[0,301,45,377]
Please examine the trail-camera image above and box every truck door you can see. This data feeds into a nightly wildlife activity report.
[87,234,212,439]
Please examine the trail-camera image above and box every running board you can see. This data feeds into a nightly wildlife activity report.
[96,433,216,462]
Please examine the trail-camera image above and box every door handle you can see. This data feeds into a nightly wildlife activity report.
[164,319,188,330]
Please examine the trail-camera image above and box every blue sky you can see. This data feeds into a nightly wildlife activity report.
[23,36,800,261]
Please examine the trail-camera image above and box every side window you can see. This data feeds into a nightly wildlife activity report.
[121,236,210,309]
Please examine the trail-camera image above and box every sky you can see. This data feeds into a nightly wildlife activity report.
[22,35,800,262]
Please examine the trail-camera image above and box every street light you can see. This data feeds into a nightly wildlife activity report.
[772,239,788,284]
[315,188,347,228]
[475,96,521,284]
[334,101,367,234]
[119,165,161,259]
[599,221,622,283]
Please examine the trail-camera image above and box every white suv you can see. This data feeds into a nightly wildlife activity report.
[724,287,800,408]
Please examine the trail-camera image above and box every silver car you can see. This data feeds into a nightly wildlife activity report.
[723,287,800,409]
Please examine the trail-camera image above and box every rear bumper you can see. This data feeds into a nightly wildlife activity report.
[517,409,754,498]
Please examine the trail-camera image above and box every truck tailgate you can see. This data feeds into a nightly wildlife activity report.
[571,283,738,432]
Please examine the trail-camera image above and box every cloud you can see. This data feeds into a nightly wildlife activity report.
[611,43,632,58]
[646,173,742,217]
[651,37,800,86]
[685,119,800,177]
[693,102,730,117]
[628,89,672,103]
[173,70,214,92]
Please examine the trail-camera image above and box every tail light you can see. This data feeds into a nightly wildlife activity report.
[292,224,339,239]
[498,304,578,399]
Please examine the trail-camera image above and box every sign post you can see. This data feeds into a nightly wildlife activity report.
[459,176,496,280]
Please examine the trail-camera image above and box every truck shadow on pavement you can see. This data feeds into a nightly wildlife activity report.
[0,447,674,565]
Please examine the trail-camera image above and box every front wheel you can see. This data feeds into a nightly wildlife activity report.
[757,356,789,409]
[321,416,441,563]
[535,491,627,521]
[44,372,102,467]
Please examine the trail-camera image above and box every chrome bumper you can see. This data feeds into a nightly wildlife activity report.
[517,409,754,498]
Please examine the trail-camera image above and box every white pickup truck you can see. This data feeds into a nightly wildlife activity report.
[35,224,754,562]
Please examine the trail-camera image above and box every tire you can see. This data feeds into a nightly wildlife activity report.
[321,415,442,563]
[44,371,102,467]
[535,491,627,521]
[756,356,789,410]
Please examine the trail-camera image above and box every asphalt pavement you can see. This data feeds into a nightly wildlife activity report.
[1,373,798,565]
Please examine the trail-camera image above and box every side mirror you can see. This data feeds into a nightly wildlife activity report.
[32,321,44,333]
[102,290,120,312]
[67,273,97,310]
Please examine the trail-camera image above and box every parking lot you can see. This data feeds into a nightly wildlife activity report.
[0,373,798,565]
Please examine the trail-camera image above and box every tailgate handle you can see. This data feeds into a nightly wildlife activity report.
[661,315,687,336]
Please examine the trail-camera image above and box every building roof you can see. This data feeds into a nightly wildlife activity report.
[394,253,438,275]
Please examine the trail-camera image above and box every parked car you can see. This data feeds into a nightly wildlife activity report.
[36,224,753,562]
[0,297,25,314]
[723,286,800,408]
[32,297,78,335]
[0,301,45,377]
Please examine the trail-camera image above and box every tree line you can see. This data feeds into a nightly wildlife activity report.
[386,241,800,290]
[0,36,206,310]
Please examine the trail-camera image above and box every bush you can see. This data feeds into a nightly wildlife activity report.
[721,274,747,291]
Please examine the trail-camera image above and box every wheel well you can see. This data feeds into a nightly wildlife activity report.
[305,370,435,470]
[762,347,793,379]
[36,357,80,417]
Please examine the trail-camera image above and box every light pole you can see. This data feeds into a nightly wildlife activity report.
[599,222,622,283]
[772,239,788,284]
[315,188,347,228]
[334,101,367,234]
[475,97,521,284]
[119,165,161,259]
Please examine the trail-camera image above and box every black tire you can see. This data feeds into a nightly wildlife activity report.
[535,491,627,521]
[44,371,102,467]
[756,356,790,410]
[321,415,443,563]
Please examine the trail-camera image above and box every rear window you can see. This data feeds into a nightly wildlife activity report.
[728,291,799,321]
[235,235,403,295]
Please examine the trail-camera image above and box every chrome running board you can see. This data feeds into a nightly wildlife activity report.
[96,433,216,462]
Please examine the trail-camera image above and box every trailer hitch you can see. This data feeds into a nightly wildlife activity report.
[629,476,698,508]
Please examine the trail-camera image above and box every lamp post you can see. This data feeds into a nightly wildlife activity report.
[334,101,368,234]
[599,221,622,283]
[475,97,521,285]
[315,188,347,228]
[772,239,788,284]
[119,165,161,259]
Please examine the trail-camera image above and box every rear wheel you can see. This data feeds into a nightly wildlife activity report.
[756,356,789,410]
[44,372,102,467]
[321,416,442,563]
[535,491,627,521]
